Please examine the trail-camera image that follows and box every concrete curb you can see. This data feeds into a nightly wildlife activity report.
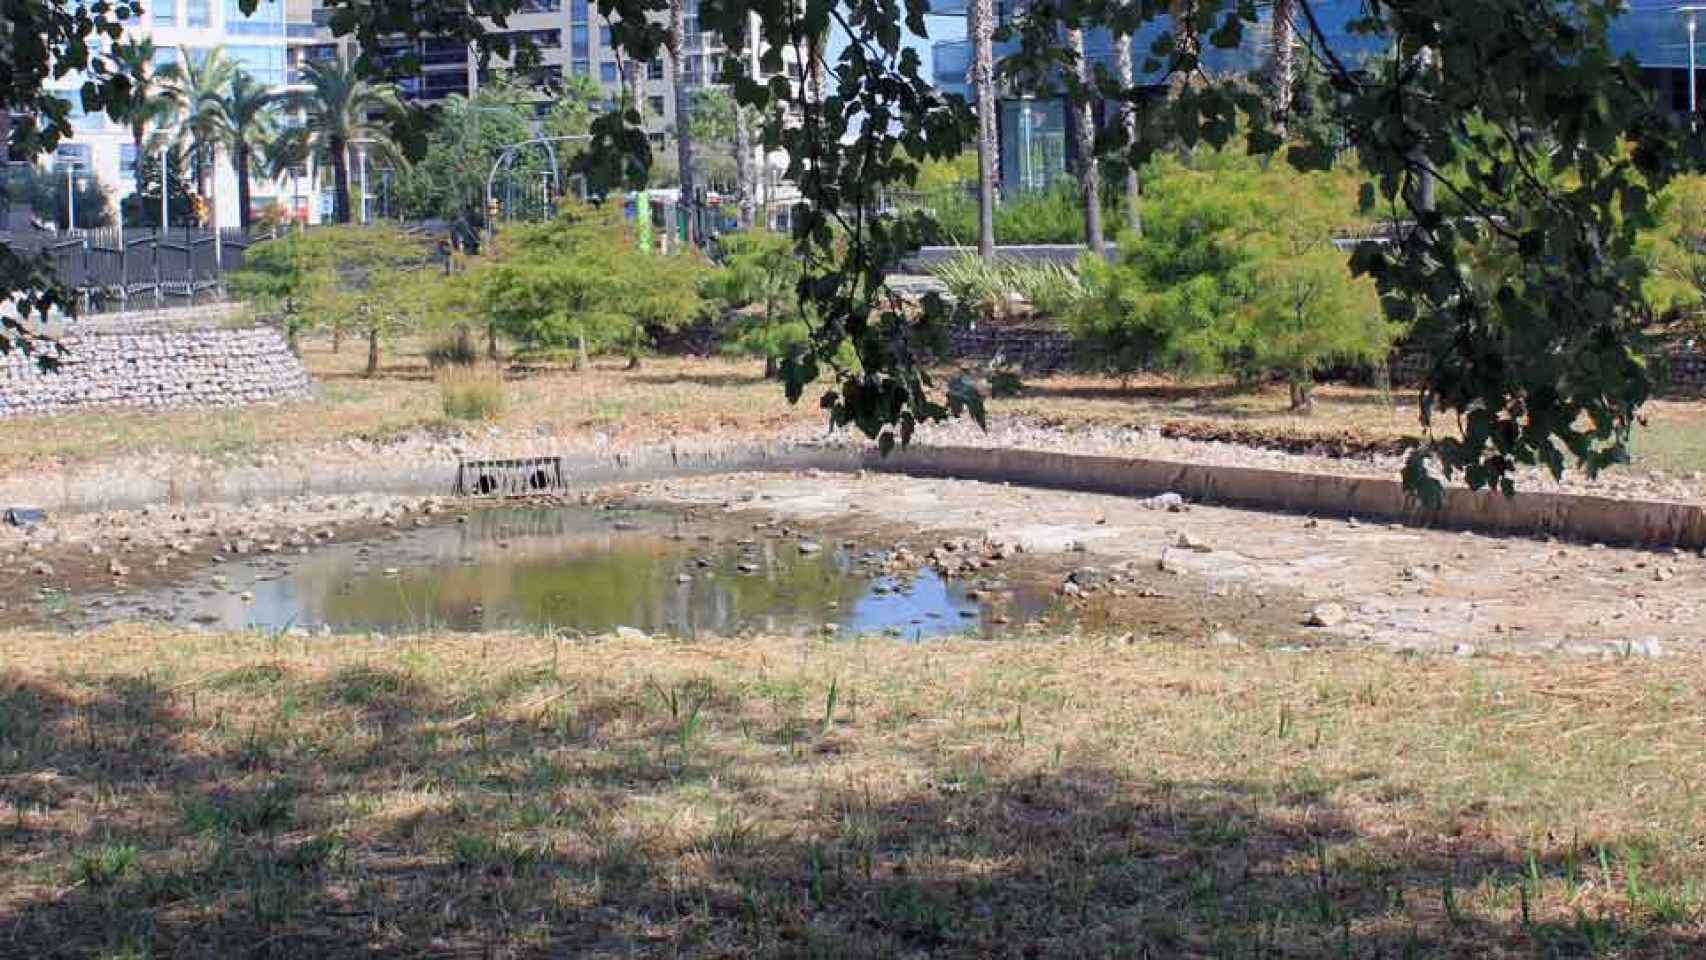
[29,436,1706,551]
[859,445,1706,551]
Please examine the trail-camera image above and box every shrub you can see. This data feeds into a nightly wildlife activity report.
[704,231,809,373]
[425,327,480,368]
[1071,150,1389,409]
[439,363,508,421]
[931,254,1086,323]
[455,201,707,360]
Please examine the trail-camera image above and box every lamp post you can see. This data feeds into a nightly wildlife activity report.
[1681,6,1706,122]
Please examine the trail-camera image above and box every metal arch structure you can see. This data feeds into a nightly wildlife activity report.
[484,134,593,243]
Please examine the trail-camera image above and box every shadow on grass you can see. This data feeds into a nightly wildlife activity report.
[2,667,1700,957]
[628,371,771,390]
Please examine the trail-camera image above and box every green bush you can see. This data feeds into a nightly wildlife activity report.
[930,254,1086,323]
[1072,150,1389,409]
[453,201,707,360]
[704,230,809,373]
[425,327,479,368]
[912,182,1122,246]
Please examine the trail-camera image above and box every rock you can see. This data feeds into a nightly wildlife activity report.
[1156,548,1189,575]
[106,559,128,577]
[191,612,220,624]
[1451,643,1476,657]
[1401,565,1433,582]
[1628,638,1666,658]
[1175,531,1213,553]
[821,623,839,635]
[29,560,53,576]
[1306,602,1347,628]
[382,567,401,577]
[798,540,822,555]
[239,591,254,603]
[1209,629,1242,647]
[1068,566,1107,587]
[1140,492,1187,512]
[1654,565,1675,583]
[614,626,647,641]
[736,562,759,574]
[676,573,693,583]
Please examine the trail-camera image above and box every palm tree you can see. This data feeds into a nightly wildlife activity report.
[668,0,697,246]
[968,0,998,257]
[1067,24,1103,257]
[109,38,181,211]
[1113,18,1141,236]
[1270,0,1297,140]
[1170,0,1201,95]
[212,71,279,231]
[167,46,239,206]
[284,59,399,224]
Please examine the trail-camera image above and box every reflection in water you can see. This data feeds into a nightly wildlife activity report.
[102,506,1050,639]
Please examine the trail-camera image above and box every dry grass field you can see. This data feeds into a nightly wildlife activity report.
[3,626,1704,956]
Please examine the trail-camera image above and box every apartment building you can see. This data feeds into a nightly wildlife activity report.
[44,0,321,227]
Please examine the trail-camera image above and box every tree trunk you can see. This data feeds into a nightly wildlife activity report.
[763,353,779,379]
[625,352,642,371]
[132,128,149,221]
[1068,26,1104,257]
[235,141,253,232]
[1114,26,1141,237]
[332,137,351,224]
[1289,377,1315,413]
[969,0,998,258]
[734,104,754,229]
[487,321,499,360]
[573,331,589,371]
[1170,0,1202,94]
[669,0,696,247]
[365,324,380,377]
[1271,0,1297,141]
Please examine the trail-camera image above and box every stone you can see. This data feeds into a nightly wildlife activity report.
[1654,565,1675,583]
[736,562,759,574]
[1307,602,1347,628]
[676,573,693,583]
[239,591,254,603]
[1209,630,1242,647]
[1451,643,1476,657]
[106,559,128,577]
[614,626,647,640]
[1139,492,1188,512]
[1175,531,1213,553]
[798,540,822,555]
[29,560,53,576]
[1069,566,1107,587]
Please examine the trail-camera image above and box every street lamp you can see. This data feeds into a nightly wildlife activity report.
[1681,5,1706,120]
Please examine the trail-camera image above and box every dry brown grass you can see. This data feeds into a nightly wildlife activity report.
[3,625,1703,956]
[0,337,808,474]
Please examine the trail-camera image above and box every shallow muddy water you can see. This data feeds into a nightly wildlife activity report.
[80,505,1053,639]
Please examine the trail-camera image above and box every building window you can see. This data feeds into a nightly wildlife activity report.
[226,0,284,35]
[186,0,210,27]
[647,59,663,80]
[53,143,92,172]
[121,144,139,178]
[599,25,612,48]
[571,24,588,58]
[572,59,589,76]
[600,61,618,83]
[648,94,664,114]
[571,0,587,20]
[229,45,287,86]
[154,0,178,25]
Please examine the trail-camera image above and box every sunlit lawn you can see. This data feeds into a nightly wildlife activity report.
[2,625,1703,955]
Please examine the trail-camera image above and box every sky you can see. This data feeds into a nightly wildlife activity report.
[827,3,966,86]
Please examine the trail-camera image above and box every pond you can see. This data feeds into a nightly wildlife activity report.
[83,505,1054,639]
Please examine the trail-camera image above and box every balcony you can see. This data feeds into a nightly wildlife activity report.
[286,21,316,38]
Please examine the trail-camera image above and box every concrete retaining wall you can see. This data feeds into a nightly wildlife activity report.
[0,326,311,418]
[861,445,1706,550]
[23,433,1705,552]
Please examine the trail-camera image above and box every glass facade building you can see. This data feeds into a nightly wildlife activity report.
[933,0,1706,193]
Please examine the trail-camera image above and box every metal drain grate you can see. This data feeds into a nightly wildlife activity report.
[453,457,566,497]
